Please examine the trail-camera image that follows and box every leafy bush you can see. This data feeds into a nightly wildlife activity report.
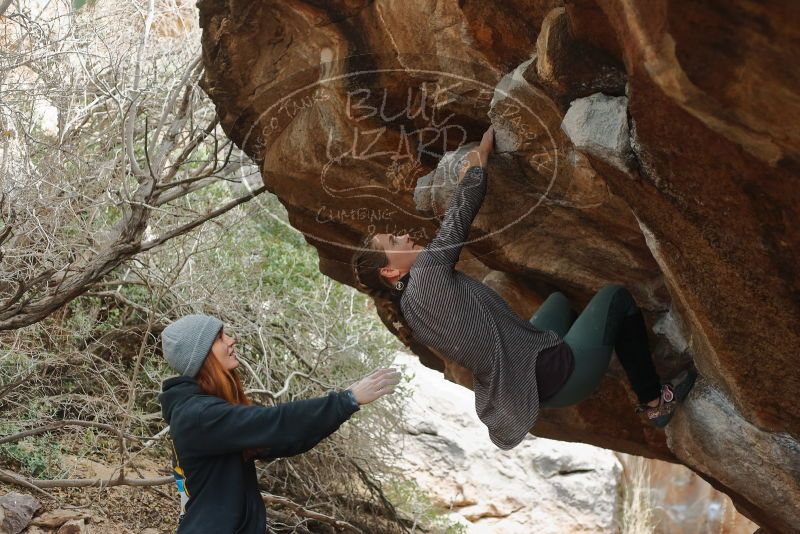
[0,425,63,479]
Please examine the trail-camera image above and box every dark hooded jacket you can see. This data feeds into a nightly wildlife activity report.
[159,376,360,533]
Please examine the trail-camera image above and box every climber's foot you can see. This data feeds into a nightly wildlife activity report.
[637,367,698,428]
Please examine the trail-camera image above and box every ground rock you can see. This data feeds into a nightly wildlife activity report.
[30,511,90,530]
[0,493,40,534]
[54,519,85,534]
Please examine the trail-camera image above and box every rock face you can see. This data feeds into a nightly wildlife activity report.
[196,1,800,531]
[560,93,632,171]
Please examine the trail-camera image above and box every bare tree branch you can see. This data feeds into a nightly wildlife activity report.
[263,493,364,533]
[0,469,56,499]
[0,469,173,490]
[246,370,336,400]
[0,4,414,532]
[124,0,156,180]
[0,0,13,18]
[139,185,267,252]
[157,115,220,186]
[0,470,365,534]
[84,290,156,316]
[0,419,132,447]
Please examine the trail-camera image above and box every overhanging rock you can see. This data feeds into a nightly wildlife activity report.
[196,1,800,530]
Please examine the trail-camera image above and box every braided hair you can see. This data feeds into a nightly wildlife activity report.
[351,235,415,347]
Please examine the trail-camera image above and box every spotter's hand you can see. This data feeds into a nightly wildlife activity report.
[346,367,401,405]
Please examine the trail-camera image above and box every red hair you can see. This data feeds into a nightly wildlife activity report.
[195,338,259,459]
[195,346,251,407]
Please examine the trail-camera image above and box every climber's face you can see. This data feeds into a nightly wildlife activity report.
[372,233,423,282]
[209,328,239,371]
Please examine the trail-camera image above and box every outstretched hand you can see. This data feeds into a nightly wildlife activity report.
[458,125,494,178]
[346,367,401,405]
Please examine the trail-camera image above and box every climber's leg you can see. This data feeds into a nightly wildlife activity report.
[529,291,577,338]
[541,284,661,408]
[613,305,663,405]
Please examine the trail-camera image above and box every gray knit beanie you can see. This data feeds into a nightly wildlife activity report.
[161,314,224,377]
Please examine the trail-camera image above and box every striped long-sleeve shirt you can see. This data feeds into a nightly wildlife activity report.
[400,165,563,450]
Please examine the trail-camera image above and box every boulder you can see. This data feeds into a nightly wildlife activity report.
[0,492,40,534]
[196,0,800,530]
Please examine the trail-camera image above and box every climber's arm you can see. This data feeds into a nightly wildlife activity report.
[418,127,494,267]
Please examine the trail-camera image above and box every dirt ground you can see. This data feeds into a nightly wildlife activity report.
[1,453,180,533]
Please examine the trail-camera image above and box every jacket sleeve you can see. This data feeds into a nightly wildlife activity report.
[254,434,325,461]
[417,166,487,268]
[255,391,361,460]
[181,391,359,458]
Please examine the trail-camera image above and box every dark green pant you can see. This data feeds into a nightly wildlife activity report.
[530,284,662,408]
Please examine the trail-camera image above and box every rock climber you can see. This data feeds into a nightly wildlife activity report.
[351,125,696,450]
[158,314,400,533]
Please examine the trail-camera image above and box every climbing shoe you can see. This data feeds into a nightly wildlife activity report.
[637,367,698,428]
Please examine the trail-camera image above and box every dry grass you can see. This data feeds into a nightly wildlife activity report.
[617,454,659,534]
